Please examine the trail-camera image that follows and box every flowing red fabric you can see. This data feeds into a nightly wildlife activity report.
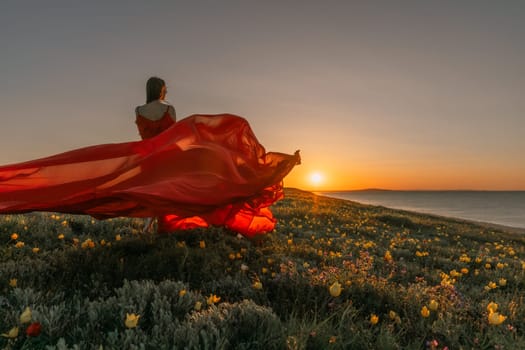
[0,114,300,238]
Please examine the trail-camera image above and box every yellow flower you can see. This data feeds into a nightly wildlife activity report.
[194,301,202,311]
[10,233,18,240]
[100,239,106,246]
[207,294,221,305]
[384,250,393,262]
[179,289,187,297]
[32,247,40,253]
[81,239,95,249]
[450,269,461,278]
[287,239,293,245]
[370,314,379,325]
[20,307,32,324]
[15,241,25,248]
[459,254,471,263]
[421,306,430,318]
[252,281,263,290]
[388,310,397,320]
[485,263,491,269]
[9,279,17,288]
[261,267,268,274]
[125,313,140,328]
[199,240,206,249]
[488,311,506,325]
[460,268,469,274]
[61,220,68,227]
[428,300,439,311]
[487,301,498,313]
[228,253,236,260]
[496,262,504,269]
[499,278,507,286]
[329,281,342,297]
[487,281,497,289]
[57,234,65,240]
[115,234,121,241]
[1,327,19,338]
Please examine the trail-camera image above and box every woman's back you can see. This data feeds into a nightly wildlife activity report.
[136,100,176,121]
[135,100,176,139]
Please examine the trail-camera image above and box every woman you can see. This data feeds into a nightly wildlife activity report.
[0,78,300,238]
[135,77,176,140]
[135,77,177,233]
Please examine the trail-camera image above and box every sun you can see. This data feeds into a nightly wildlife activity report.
[309,172,324,186]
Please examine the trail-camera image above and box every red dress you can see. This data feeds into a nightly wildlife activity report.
[135,107,175,140]
[135,107,183,233]
[0,113,300,237]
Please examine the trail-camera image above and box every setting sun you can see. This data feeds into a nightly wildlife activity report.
[309,172,324,186]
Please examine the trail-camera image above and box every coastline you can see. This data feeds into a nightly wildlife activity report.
[314,190,525,234]
[282,188,525,239]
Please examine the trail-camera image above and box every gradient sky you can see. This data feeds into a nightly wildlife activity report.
[1,1,524,190]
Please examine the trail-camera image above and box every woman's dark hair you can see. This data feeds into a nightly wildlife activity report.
[146,77,166,103]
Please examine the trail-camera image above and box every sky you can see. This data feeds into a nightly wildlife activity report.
[1,1,524,191]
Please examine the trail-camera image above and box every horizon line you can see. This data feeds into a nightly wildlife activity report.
[302,188,525,192]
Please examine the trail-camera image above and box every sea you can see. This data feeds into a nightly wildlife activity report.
[317,191,525,230]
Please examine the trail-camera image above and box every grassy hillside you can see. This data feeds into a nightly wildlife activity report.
[1,188,524,349]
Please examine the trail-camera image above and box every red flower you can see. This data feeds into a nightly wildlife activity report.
[26,322,41,337]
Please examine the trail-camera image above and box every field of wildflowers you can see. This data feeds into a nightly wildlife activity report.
[1,188,525,349]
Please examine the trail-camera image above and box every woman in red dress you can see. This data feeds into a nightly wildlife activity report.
[135,77,177,233]
[135,77,176,140]
[0,78,300,238]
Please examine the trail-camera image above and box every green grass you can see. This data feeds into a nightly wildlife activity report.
[1,188,524,349]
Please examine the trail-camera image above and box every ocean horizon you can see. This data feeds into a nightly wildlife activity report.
[317,190,525,230]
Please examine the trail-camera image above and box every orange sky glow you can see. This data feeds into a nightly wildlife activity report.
[285,157,525,191]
